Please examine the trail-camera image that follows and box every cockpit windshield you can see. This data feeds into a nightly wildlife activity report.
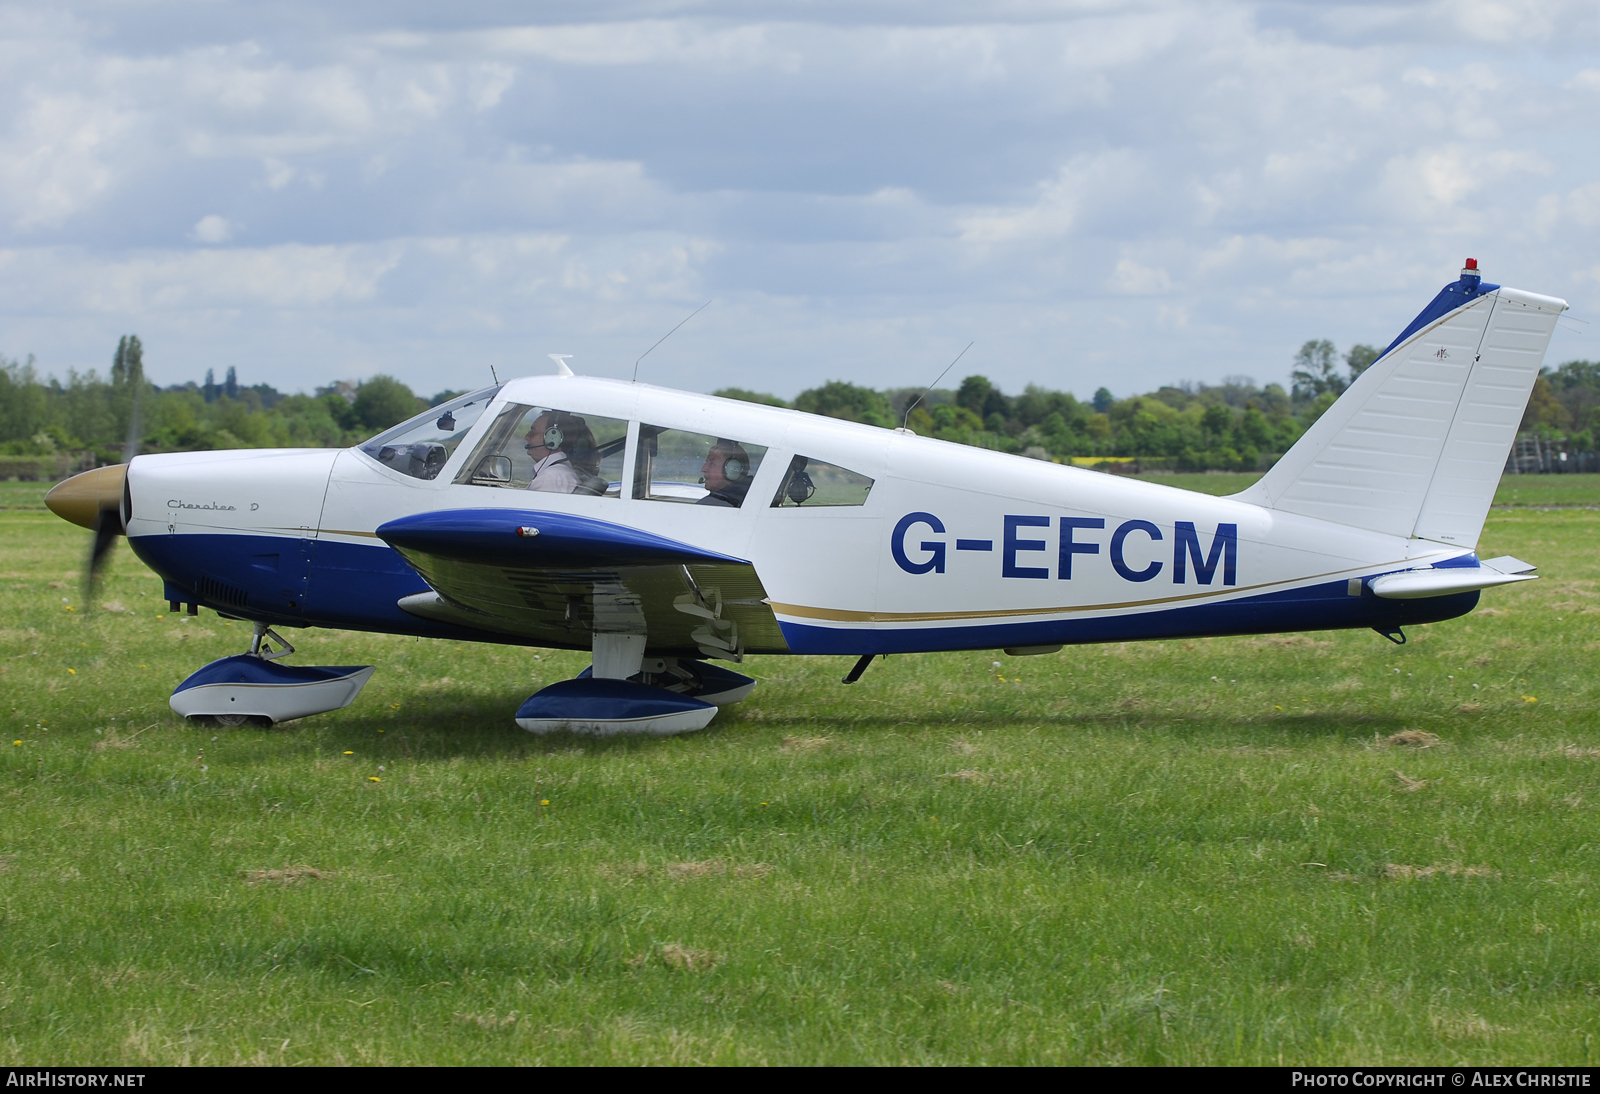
[359,386,501,481]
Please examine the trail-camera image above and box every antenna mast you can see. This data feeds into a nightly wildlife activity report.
[633,300,711,383]
[902,342,973,429]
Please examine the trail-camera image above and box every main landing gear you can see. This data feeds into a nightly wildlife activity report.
[515,634,756,736]
[169,621,376,727]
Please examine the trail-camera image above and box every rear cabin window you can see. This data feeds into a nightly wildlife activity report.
[454,404,628,497]
[771,456,874,507]
[359,387,500,481]
[634,425,768,508]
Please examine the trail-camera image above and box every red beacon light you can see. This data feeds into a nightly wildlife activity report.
[1462,257,1480,278]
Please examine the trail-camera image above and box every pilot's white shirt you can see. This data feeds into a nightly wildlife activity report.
[526,451,580,493]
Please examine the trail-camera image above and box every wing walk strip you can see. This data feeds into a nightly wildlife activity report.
[768,554,1437,624]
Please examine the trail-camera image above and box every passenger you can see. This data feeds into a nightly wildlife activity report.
[697,439,753,507]
[524,411,598,494]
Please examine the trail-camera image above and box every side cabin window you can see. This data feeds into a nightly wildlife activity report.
[772,455,874,507]
[359,387,500,481]
[454,403,628,497]
[634,425,768,509]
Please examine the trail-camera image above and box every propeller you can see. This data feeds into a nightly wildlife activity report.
[82,381,142,608]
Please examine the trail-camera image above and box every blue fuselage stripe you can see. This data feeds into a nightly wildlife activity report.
[776,581,1479,654]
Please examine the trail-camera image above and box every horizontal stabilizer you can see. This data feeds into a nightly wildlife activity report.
[1481,555,1536,576]
[1369,565,1536,600]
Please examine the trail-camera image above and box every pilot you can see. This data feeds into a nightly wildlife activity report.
[523,411,596,493]
[698,439,752,507]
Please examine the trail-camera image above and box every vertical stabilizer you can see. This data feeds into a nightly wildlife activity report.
[1233,265,1567,548]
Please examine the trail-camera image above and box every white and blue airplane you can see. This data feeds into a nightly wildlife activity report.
[46,260,1566,734]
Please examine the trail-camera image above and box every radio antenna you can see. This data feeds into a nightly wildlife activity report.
[902,341,973,429]
[633,300,711,383]
[490,364,500,384]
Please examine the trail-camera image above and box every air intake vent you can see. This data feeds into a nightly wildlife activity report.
[195,572,248,609]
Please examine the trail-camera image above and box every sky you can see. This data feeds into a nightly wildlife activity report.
[1,1,1598,401]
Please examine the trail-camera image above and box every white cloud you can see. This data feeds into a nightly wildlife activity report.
[0,91,135,229]
[957,152,1139,245]
[1109,258,1171,295]
[192,215,233,244]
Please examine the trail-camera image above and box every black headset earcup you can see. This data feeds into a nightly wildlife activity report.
[786,469,815,504]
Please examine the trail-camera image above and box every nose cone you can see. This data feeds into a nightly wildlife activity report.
[45,465,127,530]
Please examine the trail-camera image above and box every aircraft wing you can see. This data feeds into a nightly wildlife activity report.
[375,508,787,658]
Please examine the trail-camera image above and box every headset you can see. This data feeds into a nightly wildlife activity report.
[537,411,582,452]
[785,468,816,504]
[712,439,748,482]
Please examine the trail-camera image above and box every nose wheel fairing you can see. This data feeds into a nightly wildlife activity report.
[170,655,375,726]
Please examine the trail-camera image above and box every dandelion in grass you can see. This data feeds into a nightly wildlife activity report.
[369,776,381,782]
[343,751,353,755]
[12,741,20,746]
[67,669,75,675]
[541,799,550,806]
[1523,695,1538,703]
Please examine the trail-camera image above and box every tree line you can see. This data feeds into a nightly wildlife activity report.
[2,335,1595,478]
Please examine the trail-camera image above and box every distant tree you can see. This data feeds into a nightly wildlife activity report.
[111,336,144,388]
[1291,340,1344,401]
[224,366,239,400]
[1521,375,1566,432]
[351,376,425,432]
[1092,387,1113,414]
[1201,403,1232,437]
[793,381,893,428]
[1345,344,1380,382]
[956,375,1009,420]
[956,374,992,415]
[714,388,789,408]
[1542,360,1600,435]
[429,389,467,407]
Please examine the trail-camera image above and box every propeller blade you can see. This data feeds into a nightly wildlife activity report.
[83,365,143,609]
[84,503,121,608]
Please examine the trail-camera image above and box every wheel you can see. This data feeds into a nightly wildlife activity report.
[187,713,275,728]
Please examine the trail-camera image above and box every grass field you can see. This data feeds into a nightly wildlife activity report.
[3,474,1600,1064]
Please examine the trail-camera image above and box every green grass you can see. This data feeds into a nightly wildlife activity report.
[4,501,1600,1064]
[0,480,51,509]
[1489,474,1600,508]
